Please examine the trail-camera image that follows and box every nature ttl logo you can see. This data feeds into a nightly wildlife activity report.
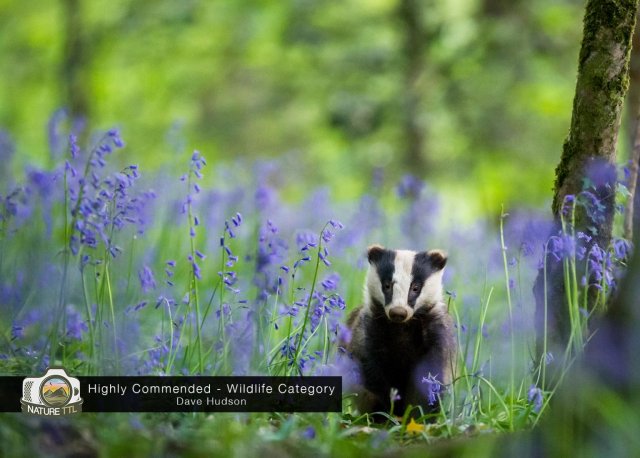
[21,367,83,416]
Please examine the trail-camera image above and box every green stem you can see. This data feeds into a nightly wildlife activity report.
[499,206,515,431]
[104,257,119,373]
[291,222,329,375]
[80,267,96,374]
[186,172,203,373]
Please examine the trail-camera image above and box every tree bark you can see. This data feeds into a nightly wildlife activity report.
[624,12,640,240]
[626,107,640,239]
[398,0,429,173]
[61,0,90,123]
[534,0,638,363]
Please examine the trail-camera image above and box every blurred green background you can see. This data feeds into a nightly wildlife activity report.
[0,0,589,212]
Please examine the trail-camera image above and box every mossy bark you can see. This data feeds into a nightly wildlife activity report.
[553,0,638,219]
[624,13,640,240]
[535,0,639,367]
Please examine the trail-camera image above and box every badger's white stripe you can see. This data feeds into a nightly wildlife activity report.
[391,250,415,309]
[364,264,385,310]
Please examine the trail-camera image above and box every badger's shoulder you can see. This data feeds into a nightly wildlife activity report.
[344,305,369,357]
[346,305,363,329]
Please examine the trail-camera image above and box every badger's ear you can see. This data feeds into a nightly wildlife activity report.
[367,244,386,264]
[427,249,447,271]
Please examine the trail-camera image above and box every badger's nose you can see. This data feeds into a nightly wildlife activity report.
[388,307,408,323]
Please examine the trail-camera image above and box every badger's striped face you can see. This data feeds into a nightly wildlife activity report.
[365,245,447,323]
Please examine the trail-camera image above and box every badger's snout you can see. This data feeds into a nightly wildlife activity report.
[388,306,410,323]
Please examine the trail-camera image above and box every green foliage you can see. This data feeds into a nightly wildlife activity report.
[0,0,586,213]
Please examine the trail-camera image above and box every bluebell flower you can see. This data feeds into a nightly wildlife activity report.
[134,301,148,311]
[139,265,157,292]
[396,174,424,199]
[66,132,152,259]
[422,374,442,405]
[296,231,318,251]
[11,323,24,340]
[321,273,340,291]
[613,238,632,261]
[302,426,316,439]
[65,305,88,340]
[69,133,80,159]
[528,384,543,413]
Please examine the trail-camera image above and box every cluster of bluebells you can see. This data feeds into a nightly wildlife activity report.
[138,325,183,375]
[318,220,344,266]
[65,305,89,340]
[293,230,317,271]
[67,130,153,259]
[164,260,176,287]
[0,120,399,380]
[11,112,640,423]
[219,213,243,295]
[182,150,207,280]
[0,188,23,230]
[278,220,344,372]
[310,273,346,333]
[396,174,440,247]
[254,219,288,301]
[546,192,632,293]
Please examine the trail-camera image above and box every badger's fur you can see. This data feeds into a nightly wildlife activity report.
[346,245,456,417]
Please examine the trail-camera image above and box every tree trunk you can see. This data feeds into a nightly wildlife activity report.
[398,0,428,173]
[627,107,640,239]
[61,0,90,123]
[624,12,640,240]
[534,0,638,364]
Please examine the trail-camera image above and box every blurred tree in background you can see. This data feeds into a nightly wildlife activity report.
[0,0,588,212]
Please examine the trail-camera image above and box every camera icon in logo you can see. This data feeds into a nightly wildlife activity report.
[21,367,82,416]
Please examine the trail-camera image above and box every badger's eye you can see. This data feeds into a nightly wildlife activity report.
[383,282,392,291]
[411,283,420,293]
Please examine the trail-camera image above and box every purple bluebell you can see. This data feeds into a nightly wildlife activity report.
[47,109,68,158]
[254,219,289,300]
[65,305,88,340]
[321,273,340,291]
[139,265,157,292]
[528,384,543,413]
[302,426,316,439]
[66,132,153,259]
[11,323,24,340]
[296,231,318,251]
[613,238,632,260]
[396,174,424,199]
[134,301,148,311]
[421,373,442,405]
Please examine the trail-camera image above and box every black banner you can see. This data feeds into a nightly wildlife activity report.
[0,376,342,413]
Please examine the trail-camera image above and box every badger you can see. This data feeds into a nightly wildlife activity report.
[345,245,456,417]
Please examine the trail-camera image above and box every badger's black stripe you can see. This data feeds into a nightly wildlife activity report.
[371,249,396,306]
[408,251,434,307]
